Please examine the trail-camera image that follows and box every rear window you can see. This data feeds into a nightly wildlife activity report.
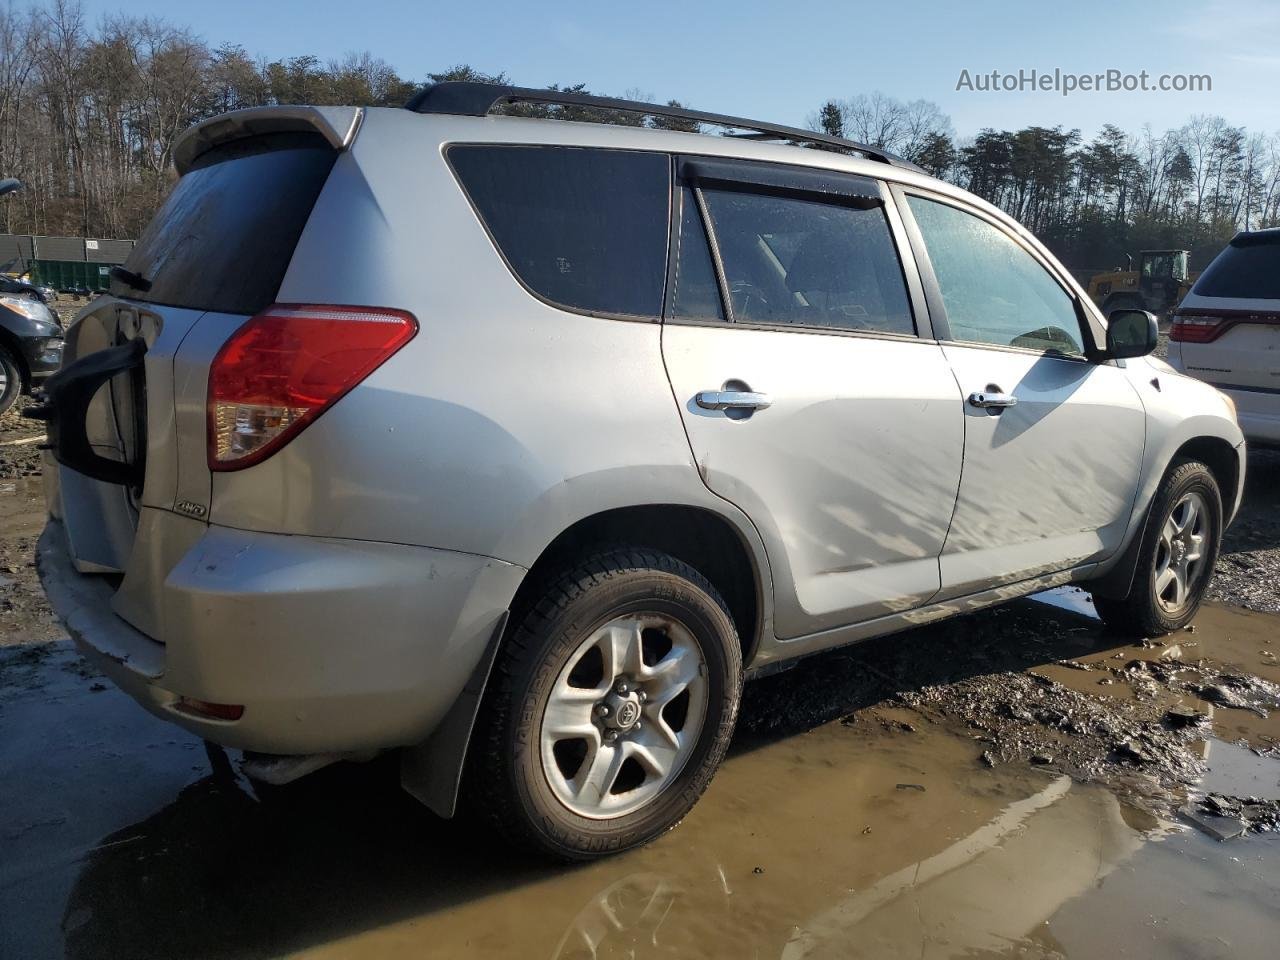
[113,132,337,314]
[1193,238,1280,300]
[449,145,670,318]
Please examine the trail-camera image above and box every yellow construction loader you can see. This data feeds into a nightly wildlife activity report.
[1087,250,1197,317]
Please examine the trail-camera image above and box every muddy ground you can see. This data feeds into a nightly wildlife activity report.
[3,392,1280,957]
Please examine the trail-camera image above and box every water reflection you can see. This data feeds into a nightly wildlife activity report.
[49,718,1156,960]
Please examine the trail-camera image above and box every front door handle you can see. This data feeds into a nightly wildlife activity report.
[967,391,1018,410]
[695,390,772,412]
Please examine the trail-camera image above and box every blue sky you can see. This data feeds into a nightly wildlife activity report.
[79,0,1278,140]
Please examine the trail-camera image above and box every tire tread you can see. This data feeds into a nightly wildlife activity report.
[1093,458,1222,637]
[465,546,741,860]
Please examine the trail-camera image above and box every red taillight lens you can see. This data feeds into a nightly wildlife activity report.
[208,304,417,471]
[1169,314,1227,343]
[173,697,244,721]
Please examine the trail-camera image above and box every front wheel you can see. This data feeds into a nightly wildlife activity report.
[1093,459,1222,636]
[467,548,742,860]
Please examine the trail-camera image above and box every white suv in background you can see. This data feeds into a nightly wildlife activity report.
[1170,229,1280,447]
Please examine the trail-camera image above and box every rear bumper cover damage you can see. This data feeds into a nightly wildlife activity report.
[37,514,525,757]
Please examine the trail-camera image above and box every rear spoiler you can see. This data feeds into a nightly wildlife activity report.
[173,106,363,175]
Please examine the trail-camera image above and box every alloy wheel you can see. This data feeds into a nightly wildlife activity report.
[1153,490,1208,613]
[540,613,708,820]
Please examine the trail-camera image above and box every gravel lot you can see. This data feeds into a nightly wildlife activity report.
[1212,447,1280,614]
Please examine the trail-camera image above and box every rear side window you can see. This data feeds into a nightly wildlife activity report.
[698,188,914,335]
[1193,239,1280,299]
[449,146,670,318]
[115,133,337,315]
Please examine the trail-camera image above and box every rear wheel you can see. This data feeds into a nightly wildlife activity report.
[1093,459,1222,637]
[467,548,741,860]
[0,347,22,416]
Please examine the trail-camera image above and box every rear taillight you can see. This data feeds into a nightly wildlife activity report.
[174,697,244,721]
[208,304,417,471]
[1169,314,1228,343]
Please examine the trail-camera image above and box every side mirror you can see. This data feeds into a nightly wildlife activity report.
[1105,308,1159,359]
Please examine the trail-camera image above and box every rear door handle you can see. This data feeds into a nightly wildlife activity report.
[967,391,1018,409]
[695,390,772,411]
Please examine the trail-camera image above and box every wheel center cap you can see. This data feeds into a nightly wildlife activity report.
[1173,539,1187,563]
[604,693,642,731]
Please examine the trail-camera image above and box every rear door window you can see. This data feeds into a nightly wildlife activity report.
[696,187,915,335]
[449,145,670,319]
[1193,239,1280,299]
[115,132,337,315]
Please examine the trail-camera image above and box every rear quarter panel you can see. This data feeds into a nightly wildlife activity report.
[206,109,769,585]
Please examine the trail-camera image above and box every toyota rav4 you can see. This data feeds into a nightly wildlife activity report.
[34,83,1245,860]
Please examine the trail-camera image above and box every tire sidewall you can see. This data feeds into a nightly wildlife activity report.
[506,566,740,858]
[1144,463,1222,631]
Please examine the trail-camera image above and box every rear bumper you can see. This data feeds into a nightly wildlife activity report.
[37,514,525,755]
[1219,386,1280,447]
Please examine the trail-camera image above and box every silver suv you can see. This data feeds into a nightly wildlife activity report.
[35,83,1245,859]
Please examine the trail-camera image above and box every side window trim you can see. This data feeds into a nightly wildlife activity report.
[893,185,1096,361]
[661,181,731,323]
[677,155,882,207]
[888,183,951,342]
[695,185,734,322]
[880,183,935,341]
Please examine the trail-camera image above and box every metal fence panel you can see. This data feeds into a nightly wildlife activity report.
[85,238,134,263]
[0,234,36,266]
[33,236,85,260]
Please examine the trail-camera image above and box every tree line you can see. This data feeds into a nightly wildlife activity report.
[813,94,1280,272]
[0,0,700,243]
[1,0,1276,276]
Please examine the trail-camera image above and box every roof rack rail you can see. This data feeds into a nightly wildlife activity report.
[404,82,925,173]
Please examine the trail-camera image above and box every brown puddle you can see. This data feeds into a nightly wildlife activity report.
[299,727,1158,960]
[4,568,1280,956]
[1034,591,1280,752]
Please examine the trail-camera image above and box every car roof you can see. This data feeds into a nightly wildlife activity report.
[406,81,924,172]
[1231,227,1280,246]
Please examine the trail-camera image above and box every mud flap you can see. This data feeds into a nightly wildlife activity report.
[400,611,509,818]
[1088,502,1155,600]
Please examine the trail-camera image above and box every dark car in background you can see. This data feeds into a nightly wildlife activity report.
[0,293,63,415]
[0,275,56,304]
